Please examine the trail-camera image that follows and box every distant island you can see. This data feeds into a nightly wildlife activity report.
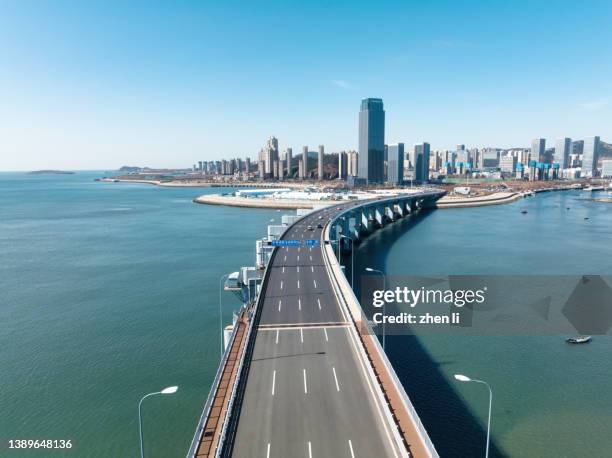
[28,170,75,175]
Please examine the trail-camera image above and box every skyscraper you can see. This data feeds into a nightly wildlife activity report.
[386,143,404,185]
[531,138,546,163]
[302,146,308,179]
[285,148,292,178]
[414,143,430,182]
[338,151,348,179]
[318,145,324,180]
[358,98,385,184]
[554,138,572,170]
[582,136,600,177]
[348,150,358,176]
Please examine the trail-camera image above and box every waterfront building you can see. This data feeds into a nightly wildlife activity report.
[318,145,324,180]
[258,160,265,179]
[414,142,430,182]
[358,98,385,184]
[457,144,465,152]
[601,160,612,178]
[531,138,546,163]
[386,143,404,185]
[298,158,304,179]
[582,136,600,177]
[553,138,571,170]
[348,150,359,176]
[338,151,348,179]
[245,157,251,173]
[285,148,292,178]
[481,148,500,169]
[500,155,517,174]
[302,146,308,179]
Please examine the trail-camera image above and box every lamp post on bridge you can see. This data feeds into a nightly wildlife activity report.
[138,386,178,458]
[365,267,386,351]
[454,374,492,458]
[340,235,354,287]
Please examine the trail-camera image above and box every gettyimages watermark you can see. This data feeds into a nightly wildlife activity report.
[359,275,612,336]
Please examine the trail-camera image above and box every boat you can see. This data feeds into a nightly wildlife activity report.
[521,210,528,214]
[566,335,592,344]
[584,186,604,192]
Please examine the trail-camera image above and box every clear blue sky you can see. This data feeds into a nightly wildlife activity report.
[1,0,611,170]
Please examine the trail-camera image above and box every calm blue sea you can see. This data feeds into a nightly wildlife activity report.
[352,188,612,457]
[0,172,278,457]
[2,173,611,457]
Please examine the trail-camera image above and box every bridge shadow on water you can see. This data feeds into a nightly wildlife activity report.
[346,210,508,458]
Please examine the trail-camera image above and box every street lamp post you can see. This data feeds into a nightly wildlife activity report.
[454,374,492,458]
[365,267,386,351]
[138,386,178,458]
[219,273,230,359]
[340,235,354,287]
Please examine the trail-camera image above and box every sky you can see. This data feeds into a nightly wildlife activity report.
[1,0,611,171]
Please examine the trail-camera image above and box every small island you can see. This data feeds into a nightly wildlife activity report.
[28,170,75,175]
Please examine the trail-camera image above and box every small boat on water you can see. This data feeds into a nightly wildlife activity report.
[521,210,528,214]
[566,336,592,344]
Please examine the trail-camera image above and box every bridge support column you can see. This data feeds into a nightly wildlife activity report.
[374,206,385,227]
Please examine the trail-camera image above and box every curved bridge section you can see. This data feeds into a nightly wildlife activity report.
[188,190,445,458]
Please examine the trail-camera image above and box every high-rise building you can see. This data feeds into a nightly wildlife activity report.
[531,138,546,163]
[602,160,612,178]
[338,151,348,179]
[554,138,571,170]
[285,148,292,178]
[582,136,600,177]
[414,143,430,182]
[302,146,308,179]
[386,143,404,185]
[347,150,358,176]
[500,155,517,173]
[258,160,265,179]
[264,136,279,176]
[457,144,465,152]
[245,157,251,173]
[298,158,304,179]
[318,145,324,180]
[358,98,385,184]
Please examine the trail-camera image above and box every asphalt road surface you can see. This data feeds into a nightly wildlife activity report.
[231,202,403,458]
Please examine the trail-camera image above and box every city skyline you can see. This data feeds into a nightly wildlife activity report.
[1,0,612,171]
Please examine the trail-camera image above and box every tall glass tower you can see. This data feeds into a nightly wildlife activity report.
[358,98,385,184]
[582,136,600,177]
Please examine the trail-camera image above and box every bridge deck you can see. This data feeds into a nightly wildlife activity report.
[228,204,404,458]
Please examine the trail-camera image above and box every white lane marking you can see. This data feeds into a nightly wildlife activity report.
[300,328,304,343]
[280,280,283,290]
[272,370,276,396]
[332,366,340,391]
[298,246,300,252]
[282,266,285,273]
[297,266,300,273]
[284,255,287,261]
[342,327,399,458]
[267,443,271,458]
[308,441,312,458]
[298,298,301,310]
[276,329,279,344]
[348,440,355,458]
[303,369,308,394]
[313,279,317,288]
[310,255,313,262]
[311,266,314,273]
[323,328,328,341]
[317,298,321,310]
[297,280,300,289]
[297,255,300,262]
[278,300,282,312]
